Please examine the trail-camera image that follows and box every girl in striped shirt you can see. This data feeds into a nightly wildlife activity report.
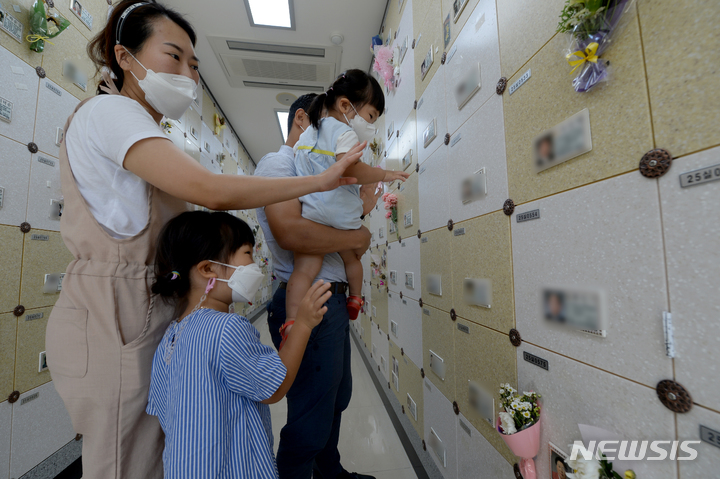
[147,211,332,478]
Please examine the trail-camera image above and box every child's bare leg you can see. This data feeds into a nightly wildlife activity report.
[339,249,363,319]
[285,253,325,323]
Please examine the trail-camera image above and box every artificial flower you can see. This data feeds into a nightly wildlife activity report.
[566,447,600,479]
[385,211,392,219]
[498,412,517,435]
[372,44,396,90]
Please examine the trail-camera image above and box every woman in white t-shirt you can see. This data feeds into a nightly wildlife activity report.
[44,1,366,478]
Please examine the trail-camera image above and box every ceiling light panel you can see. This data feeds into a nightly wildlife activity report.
[246,0,294,29]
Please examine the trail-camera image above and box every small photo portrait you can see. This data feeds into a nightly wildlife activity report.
[543,289,566,324]
[71,0,82,16]
[550,445,572,479]
[534,132,554,170]
[389,270,397,285]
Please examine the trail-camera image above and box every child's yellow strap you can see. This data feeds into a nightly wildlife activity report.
[296,145,335,157]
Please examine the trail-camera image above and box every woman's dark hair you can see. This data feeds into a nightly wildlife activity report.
[88,0,197,94]
[306,69,385,130]
[152,211,255,315]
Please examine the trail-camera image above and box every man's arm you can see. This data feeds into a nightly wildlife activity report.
[265,199,371,256]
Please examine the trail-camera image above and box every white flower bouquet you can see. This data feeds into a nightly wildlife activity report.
[496,383,543,479]
[498,384,541,434]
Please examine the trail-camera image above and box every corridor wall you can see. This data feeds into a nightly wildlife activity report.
[0,1,270,476]
[354,0,720,478]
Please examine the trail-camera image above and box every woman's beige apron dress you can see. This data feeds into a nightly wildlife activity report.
[45,91,188,478]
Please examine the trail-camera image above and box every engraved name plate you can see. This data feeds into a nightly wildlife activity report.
[680,163,720,188]
[517,209,540,223]
[509,69,531,95]
[0,96,13,123]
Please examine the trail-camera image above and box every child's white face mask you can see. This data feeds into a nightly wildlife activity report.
[344,104,377,143]
[210,261,264,303]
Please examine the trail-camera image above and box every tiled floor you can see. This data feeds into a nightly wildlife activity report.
[255,314,420,479]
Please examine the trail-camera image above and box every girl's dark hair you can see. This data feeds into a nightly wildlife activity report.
[307,69,385,130]
[88,0,197,94]
[152,211,255,315]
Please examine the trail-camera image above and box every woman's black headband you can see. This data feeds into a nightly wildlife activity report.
[115,2,149,45]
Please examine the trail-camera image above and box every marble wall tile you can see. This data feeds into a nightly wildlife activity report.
[422,304,455,402]
[372,320,391,382]
[13,306,51,394]
[412,0,444,98]
[34,79,79,159]
[512,172,672,387]
[394,236,422,301]
[659,147,720,410]
[0,47,40,145]
[25,153,63,232]
[59,0,108,41]
[503,10,653,205]
[0,1,44,66]
[9,382,75,479]
[677,405,720,478]
[201,90,216,129]
[385,2,417,137]
[456,413,516,479]
[398,110,418,177]
[418,146,449,233]
[440,0,481,53]
[0,400,9,477]
[518,342,678,479]
[496,0,566,78]
[423,377,458,479]
[0,225,24,314]
[185,107,202,149]
[416,66,447,165]
[420,227,453,313]
[444,0,500,135]
[639,0,720,157]
[0,312,18,400]
[454,319,516,464]
[445,94,507,224]
[371,283,390,334]
[396,173,420,239]
[19,230,74,310]
[399,342,425,438]
[41,25,95,101]
[451,212,514,332]
[388,289,424,370]
[0,137,32,228]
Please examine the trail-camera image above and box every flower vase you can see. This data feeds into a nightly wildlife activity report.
[497,415,541,479]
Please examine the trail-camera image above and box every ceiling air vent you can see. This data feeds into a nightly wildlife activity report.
[208,37,342,90]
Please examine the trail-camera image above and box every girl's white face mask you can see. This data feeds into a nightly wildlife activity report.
[124,47,197,120]
[344,104,377,144]
[210,261,265,303]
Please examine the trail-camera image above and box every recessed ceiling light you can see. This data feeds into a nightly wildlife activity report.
[245,0,294,29]
[276,110,290,143]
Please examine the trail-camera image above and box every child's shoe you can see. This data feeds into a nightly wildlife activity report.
[346,296,364,320]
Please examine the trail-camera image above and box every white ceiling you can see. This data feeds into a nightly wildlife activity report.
[168,0,389,164]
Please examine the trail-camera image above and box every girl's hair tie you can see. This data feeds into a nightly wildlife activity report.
[170,271,181,280]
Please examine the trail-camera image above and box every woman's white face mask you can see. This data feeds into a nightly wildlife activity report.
[124,47,197,120]
[210,260,265,303]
